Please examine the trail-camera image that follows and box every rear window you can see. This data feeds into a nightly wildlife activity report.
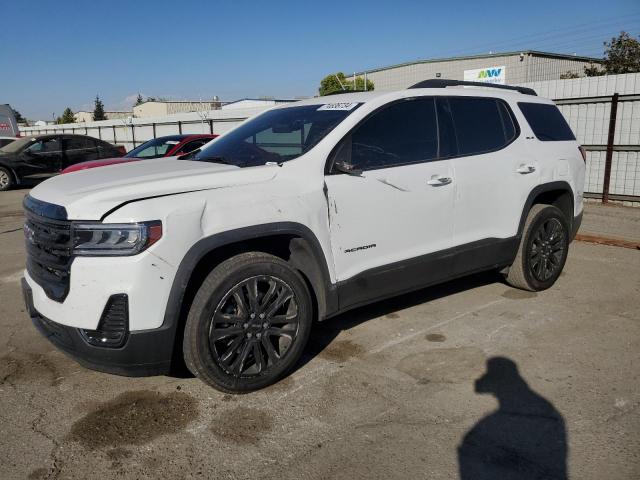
[518,103,575,141]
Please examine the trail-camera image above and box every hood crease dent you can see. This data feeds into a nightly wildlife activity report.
[28,158,279,220]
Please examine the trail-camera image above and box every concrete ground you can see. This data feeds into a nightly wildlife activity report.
[580,200,640,244]
[1,188,638,480]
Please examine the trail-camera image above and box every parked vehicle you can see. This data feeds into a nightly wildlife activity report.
[0,136,17,148]
[0,105,19,138]
[61,134,218,173]
[22,80,585,393]
[0,134,124,190]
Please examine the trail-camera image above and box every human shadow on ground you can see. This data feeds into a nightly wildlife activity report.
[458,357,567,480]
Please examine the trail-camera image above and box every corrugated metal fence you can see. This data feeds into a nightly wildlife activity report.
[522,73,640,202]
[19,106,271,152]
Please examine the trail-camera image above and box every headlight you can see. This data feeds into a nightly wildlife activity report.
[72,221,162,256]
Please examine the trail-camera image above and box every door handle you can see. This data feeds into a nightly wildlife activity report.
[427,175,453,186]
[516,164,536,174]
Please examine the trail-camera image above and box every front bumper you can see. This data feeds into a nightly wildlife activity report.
[23,278,176,377]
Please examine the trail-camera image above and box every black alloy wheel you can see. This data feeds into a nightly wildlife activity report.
[183,252,312,393]
[527,217,566,282]
[209,275,300,377]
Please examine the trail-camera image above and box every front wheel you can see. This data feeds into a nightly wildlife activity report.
[505,204,569,291]
[0,167,14,191]
[183,252,312,393]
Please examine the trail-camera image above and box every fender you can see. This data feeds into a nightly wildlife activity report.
[161,222,337,338]
[516,181,575,238]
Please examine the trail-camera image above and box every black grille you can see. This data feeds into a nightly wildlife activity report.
[24,206,74,302]
[80,294,129,348]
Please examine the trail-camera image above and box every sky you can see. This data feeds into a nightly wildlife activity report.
[1,0,639,120]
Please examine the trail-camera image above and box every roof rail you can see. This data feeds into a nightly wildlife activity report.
[409,79,537,96]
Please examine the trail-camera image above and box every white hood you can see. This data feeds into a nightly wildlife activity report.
[29,158,279,220]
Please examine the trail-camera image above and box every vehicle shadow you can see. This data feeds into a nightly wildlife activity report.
[458,357,568,479]
[298,270,503,370]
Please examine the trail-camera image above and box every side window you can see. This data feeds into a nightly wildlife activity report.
[348,98,439,170]
[27,138,62,154]
[448,97,516,156]
[180,139,209,154]
[63,137,92,151]
[518,102,575,141]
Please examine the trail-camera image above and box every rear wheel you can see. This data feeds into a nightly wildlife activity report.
[183,252,312,393]
[0,167,13,191]
[505,204,569,291]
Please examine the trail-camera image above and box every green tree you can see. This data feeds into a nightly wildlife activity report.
[134,93,144,106]
[93,95,107,121]
[12,108,27,124]
[59,107,75,124]
[585,31,640,76]
[319,72,374,96]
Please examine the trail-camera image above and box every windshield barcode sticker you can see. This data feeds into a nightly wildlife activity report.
[317,103,359,111]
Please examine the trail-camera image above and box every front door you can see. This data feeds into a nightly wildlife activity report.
[19,136,63,178]
[324,97,456,308]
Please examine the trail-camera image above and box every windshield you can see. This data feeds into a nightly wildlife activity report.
[125,136,185,159]
[0,137,35,153]
[193,103,360,167]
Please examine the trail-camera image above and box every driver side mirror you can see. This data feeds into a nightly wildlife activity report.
[331,135,362,176]
[333,160,362,176]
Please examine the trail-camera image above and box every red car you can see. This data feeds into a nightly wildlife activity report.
[62,134,217,173]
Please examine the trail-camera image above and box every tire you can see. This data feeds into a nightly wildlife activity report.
[505,204,569,291]
[183,252,313,393]
[0,167,14,191]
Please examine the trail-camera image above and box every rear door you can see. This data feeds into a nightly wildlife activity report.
[325,97,456,305]
[446,96,538,245]
[62,136,99,168]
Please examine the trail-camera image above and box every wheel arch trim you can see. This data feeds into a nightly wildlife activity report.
[161,222,336,334]
[518,181,575,238]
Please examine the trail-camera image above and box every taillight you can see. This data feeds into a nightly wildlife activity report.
[117,145,127,156]
[578,146,587,163]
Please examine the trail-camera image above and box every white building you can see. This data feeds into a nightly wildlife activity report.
[74,111,132,123]
[133,99,294,118]
[355,51,601,91]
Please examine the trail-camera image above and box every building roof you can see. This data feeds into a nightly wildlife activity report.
[356,50,603,75]
[137,98,296,105]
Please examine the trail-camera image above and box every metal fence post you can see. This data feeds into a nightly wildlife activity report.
[152,123,156,139]
[131,124,136,148]
[178,121,182,134]
[602,93,619,204]
[209,119,213,134]
[98,125,102,140]
[112,125,117,144]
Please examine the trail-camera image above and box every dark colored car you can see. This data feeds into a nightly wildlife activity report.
[61,134,218,174]
[0,134,124,191]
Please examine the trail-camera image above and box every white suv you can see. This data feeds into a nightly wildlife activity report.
[22,80,585,392]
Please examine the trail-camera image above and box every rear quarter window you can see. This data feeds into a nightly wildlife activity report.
[518,103,576,141]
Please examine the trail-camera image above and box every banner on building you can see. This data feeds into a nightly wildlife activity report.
[464,66,506,84]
